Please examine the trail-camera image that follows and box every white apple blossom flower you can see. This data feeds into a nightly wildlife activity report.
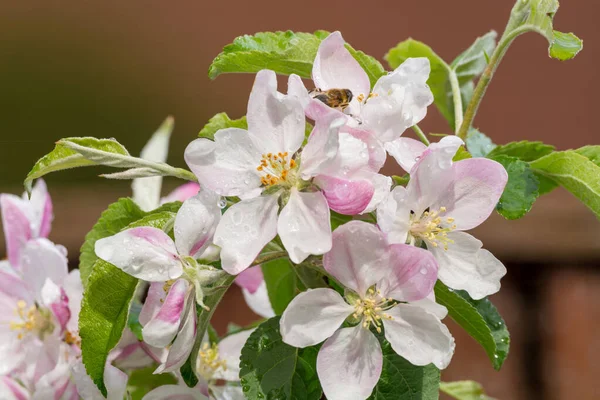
[280,221,454,400]
[377,136,508,299]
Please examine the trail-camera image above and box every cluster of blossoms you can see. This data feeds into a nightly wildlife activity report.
[1,31,509,400]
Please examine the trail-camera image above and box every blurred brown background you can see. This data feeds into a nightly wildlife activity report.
[0,1,598,399]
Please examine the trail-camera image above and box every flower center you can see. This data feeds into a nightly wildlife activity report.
[256,152,298,187]
[409,207,457,250]
[198,342,227,381]
[352,288,396,333]
[9,300,53,340]
[355,92,378,104]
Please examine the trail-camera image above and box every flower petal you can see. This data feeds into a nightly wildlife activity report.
[139,282,166,326]
[278,189,332,264]
[280,288,353,348]
[0,377,28,400]
[214,195,279,275]
[384,137,427,173]
[379,244,438,302]
[0,193,32,267]
[443,158,508,230]
[143,385,207,400]
[142,279,189,347]
[29,179,53,238]
[376,185,412,245]
[411,292,448,320]
[161,182,201,204]
[383,304,455,369]
[95,227,182,282]
[312,32,370,98]
[315,176,374,215]
[363,58,433,143]
[64,270,83,333]
[316,325,382,400]
[20,238,68,302]
[430,231,506,299]
[0,264,32,304]
[360,173,392,214]
[212,328,255,381]
[184,132,262,197]
[234,265,263,294]
[247,70,305,155]
[154,292,197,374]
[324,221,388,296]
[174,189,221,258]
[40,279,70,333]
[241,281,275,319]
[342,126,387,172]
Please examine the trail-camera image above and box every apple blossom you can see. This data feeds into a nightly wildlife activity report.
[377,136,508,299]
[95,189,225,373]
[280,221,454,400]
[185,69,390,274]
[288,31,433,145]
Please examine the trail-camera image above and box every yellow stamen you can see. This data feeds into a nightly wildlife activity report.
[353,289,396,333]
[197,342,227,380]
[409,207,457,250]
[256,152,297,188]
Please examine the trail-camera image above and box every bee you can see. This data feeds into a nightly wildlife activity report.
[309,88,353,111]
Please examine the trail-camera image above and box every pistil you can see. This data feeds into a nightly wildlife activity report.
[410,207,457,250]
[352,288,396,333]
[256,152,297,187]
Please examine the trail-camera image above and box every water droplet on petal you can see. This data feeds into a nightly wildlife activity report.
[217,198,227,209]
[419,268,428,275]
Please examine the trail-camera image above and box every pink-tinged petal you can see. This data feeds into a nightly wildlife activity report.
[30,179,53,238]
[317,325,382,400]
[411,292,448,320]
[288,74,312,109]
[247,70,305,156]
[111,330,155,369]
[154,293,197,374]
[234,265,263,294]
[363,58,433,143]
[384,137,427,173]
[139,282,166,326]
[142,279,189,348]
[359,173,392,214]
[40,279,70,333]
[383,304,455,369]
[430,231,506,300]
[299,105,345,179]
[342,126,387,172]
[376,185,412,245]
[72,361,128,400]
[21,238,69,302]
[95,227,182,282]
[174,190,221,258]
[324,221,388,297]
[104,364,129,400]
[313,32,370,97]
[408,136,464,215]
[161,182,201,204]
[0,335,26,375]
[184,133,262,197]
[143,385,207,400]
[0,265,32,304]
[214,195,279,275]
[379,244,438,302]
[210,385,245,400]
[0,377,28,400]
[443,158,508,230]
[0,193,32,267]
[309,131,370,179]
[242,281,275,319]
[278,189,331,264]
[280,288,353,348]
[316,176,374,215]
[63,270,83,333]
[212,328,255,381]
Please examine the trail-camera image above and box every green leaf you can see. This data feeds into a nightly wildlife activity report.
[79,259,139,397]
[453,146,472,162]
[466,128,496,157]
[180,355,199,388]
[490,155,539,220]
[239,317,322,400]
[434,282,509,370]
[24,137,130,192]
[487,140,555,162]
[530,151,600,218]
[79,198,146,285]
[505,0,582,61]
[440,381,494,400]
[330,211,353,230]
[575,145,600,167]
[368,333,440,400]
[198,112,248,140]
[550,31,583,61]
[127,365,179,400]
[208,31,384,88]
[262,258,296,315]
[385,32,495,129]
[127,301,144,341]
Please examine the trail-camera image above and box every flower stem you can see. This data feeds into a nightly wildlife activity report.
[448,70,464,134]
[411,125,430,146]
